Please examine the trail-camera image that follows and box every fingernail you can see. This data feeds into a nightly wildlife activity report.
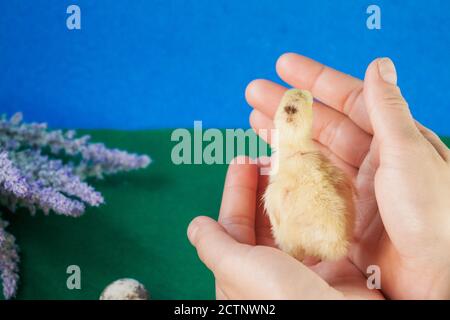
[378,58,397,85]
[187,219,199,244]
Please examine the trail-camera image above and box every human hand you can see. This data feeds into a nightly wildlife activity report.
[244,53,450,299]
[188,158,384,300]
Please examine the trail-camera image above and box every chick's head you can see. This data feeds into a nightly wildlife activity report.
[274,89,314,137]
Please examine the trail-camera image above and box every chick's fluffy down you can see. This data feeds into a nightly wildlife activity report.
[264,89,355,261]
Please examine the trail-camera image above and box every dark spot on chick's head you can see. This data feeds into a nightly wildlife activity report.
[284,105,297,115]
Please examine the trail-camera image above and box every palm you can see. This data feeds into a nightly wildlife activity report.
[256,201,383,300]
[349,144,385,265]
[349,139,448,299]
[202,54,448,299]
[243,53,400,298]
[216,154,384,299]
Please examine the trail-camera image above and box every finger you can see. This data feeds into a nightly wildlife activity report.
[188,216,343,299]
[364,58,421,146]
[245,79,286,118]
[250,110,358,179]
[246,79,371,167]
[219,156,258,245]
[188,216,247,274]
[249,109,274,144]
[315,141,358,180]
[313,103,370,168]
[416,122,450,162]
[275,53,372,133]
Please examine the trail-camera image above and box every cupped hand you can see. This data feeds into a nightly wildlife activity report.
[244,54,450,299]
[188,158,384,300]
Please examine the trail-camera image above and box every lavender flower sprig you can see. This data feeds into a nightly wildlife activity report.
[0,218,19,300]
[0,113,151,299]
[0,152,28,198]
[10,150,104,207]
[0,113,150,178]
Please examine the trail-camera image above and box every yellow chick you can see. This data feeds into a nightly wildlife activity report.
[264,89,355,261]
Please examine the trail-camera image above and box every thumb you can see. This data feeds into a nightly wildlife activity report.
[188,216,244,274]
[188,216,343,299]
[364,58,420,145]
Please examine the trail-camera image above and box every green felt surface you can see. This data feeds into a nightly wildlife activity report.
[1,131,449,300]
[3,129,229,300]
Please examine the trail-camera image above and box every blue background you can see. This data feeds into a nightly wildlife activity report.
[0,0,449,134]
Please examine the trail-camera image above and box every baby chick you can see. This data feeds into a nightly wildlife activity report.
[264,89,355,261]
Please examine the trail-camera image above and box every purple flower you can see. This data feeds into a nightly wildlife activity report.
[0,113,151,178]
[0,151,28,198]
[0,112,151,299]
[0,219,20,300]
[77,143,151,178]
[10,150,104,208]
[29,183,85,217]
